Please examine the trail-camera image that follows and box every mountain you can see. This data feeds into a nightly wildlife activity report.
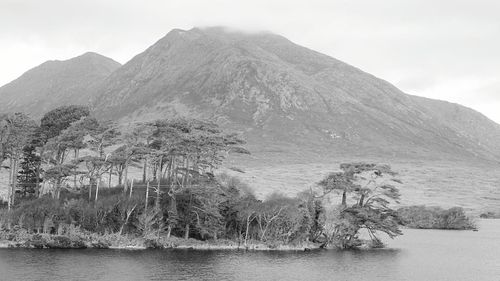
[0,52,121,118]
[1,27,499,163]
[90,27,500,162]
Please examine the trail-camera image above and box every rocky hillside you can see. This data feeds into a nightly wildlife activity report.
[90,27,500,162]
[0,52,121,118]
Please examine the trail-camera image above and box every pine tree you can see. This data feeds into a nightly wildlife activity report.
[17,145,42,198]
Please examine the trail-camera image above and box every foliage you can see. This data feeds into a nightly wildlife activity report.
[39,105,90,141]
[7,197,65,233]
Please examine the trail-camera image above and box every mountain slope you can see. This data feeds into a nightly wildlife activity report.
[92,27,500,162]
[0,52,121,118]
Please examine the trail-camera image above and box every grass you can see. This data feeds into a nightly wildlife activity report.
[222,154,500,216]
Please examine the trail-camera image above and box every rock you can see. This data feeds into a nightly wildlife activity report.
[46,236,72,249]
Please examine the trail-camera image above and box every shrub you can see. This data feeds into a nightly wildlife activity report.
[6,197,65,233]
[397,205,476,230]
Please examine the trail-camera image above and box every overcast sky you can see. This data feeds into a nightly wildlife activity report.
[1,0,499,123]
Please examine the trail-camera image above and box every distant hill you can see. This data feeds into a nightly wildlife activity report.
[0,52,121,118]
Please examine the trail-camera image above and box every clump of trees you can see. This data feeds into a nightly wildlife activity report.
[0,106,410,249]
[0,105,325,247]
[397,206,476,230]
[317,163,403,248]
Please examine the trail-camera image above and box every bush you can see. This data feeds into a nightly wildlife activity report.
[479,212,500,219]
[6,197,65,233]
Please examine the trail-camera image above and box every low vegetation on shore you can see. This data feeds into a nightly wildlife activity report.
[397,206,476,230]
[0,105,477,251]
[479,211,500,219]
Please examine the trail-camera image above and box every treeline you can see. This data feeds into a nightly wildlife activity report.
[0,105,408,249]
[0,105,249,204]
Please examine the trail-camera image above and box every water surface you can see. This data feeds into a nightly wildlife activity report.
[1,220,499,281]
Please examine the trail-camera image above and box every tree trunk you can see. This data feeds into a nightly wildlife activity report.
[182,157,189,187]
[166,225,172,239]
[88,178,93,201]
[11,156,19,206]
[152,162,157,182]
[123,162,129,193]
[37,147,45,194]
[359,194,365,207]
[129,180,134,198]
[144,181,149,213]
[244,214,252,247]
[118,166,123,187]
[108,164,113,188]
[166,194,177,239]
[94,179,100,201]
[119,205,136,235]
[7,157,13,211]
[162,159,169,179]
[54,178,61,199]
[156,159,162,209]
[40,182,46,198]
[167,157,173,185]
[142,160,147,183]
[35,163,41,198]
[184,224,190,239]
[73,149,79,188]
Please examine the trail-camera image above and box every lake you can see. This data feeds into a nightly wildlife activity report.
[1,220,499,281]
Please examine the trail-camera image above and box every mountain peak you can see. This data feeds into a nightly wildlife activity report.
[69,52,121,68]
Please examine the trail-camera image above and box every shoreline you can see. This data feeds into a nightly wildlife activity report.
[0,241,320,251]
[0,234,321,251]
[1,223,487,251]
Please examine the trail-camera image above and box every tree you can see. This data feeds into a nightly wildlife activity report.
[39,110,94,198]
[256,193,289,241]
[40,105,90,141]
[81,120,120,201]
[320,162,403,249]
[0,113,37,209]
[42,123,88,198]
[44,163,78,199]
[113,124,151,192]
[142,118,249,237]
[17,145,42,198]
[317,171,357,206]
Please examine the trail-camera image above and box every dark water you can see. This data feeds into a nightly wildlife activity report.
[1,220,499,281]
